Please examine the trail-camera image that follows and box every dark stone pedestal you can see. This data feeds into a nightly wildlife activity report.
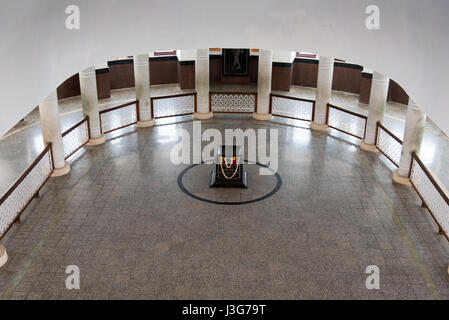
[210,145,248,188]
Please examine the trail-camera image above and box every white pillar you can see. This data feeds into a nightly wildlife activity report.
[361,72,390,151]
[79,67,105,145]
[393,101,426,185]
[39,90,71,176]
[0,245,7,268]
[311,56,334,131]
[253,49,273,120]
[194,49,213,119]
[134,54,154,127]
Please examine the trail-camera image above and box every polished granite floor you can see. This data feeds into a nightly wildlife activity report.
[272,86,449,185]
[0,115,448,299]
[0,84,194,196]
[1,84,449,198]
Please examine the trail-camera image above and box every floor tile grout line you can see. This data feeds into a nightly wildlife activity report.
[0,147,107,300]
[0,114,447,299]
[0,98,135,142]
[360,154,440,299]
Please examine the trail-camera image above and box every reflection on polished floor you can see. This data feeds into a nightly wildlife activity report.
[0,115,448,299]
[2,84,449,197]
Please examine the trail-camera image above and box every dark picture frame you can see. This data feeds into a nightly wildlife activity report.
[222,49,249,76]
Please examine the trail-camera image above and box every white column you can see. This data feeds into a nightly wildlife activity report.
[361,72,390,151]
[253,49,273,120]
[194,49,213,119]
[311,56,334,131]
[79,67,105,145]
[39,90,71,176]
[134,54,154,127]
[393,101,426,185]
[0,244,7,268]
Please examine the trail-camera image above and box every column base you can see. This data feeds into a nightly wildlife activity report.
[0,245,8,268]
[252,113,272,121]
[392,169,411,186]
[52,162,71,177]
[87,135,106,146]
[360,141,379,152]
[137,119,155,128]
[194,112,213,120]
[310,122,329,131]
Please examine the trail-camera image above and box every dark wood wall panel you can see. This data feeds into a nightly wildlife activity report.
[291,59,318,87]
[250,56,259,83]
[150,57,178,85]
[108,60,135,90]
[178,62,195,89]
[219,75,253,84]
[209,56,222,83]
[209,55,258,85]
[332,63,363,94]
[55,57,411,107]
[359,75,409,105]
[96,69,111,99]
[359,73,372,104]
[57,74,80,99]
[271,63,292,91]
[388,79,409,105]
[57,72,111,100]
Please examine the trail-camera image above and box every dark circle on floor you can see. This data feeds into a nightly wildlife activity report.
[177,161,282,205]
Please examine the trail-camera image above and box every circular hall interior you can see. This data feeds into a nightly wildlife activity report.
[0,0,449,300]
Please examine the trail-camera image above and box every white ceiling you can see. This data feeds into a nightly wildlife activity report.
[1,0,448,136]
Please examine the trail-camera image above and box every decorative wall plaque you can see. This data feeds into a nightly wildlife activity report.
[222,49,249,76]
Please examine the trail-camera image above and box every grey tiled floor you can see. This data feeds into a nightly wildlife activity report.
[3,84,449,198]
[0,84,194,196]
[0,116,448,299]
[272,86,449,188]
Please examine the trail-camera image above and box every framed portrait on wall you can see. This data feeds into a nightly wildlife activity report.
[222,49,249,76]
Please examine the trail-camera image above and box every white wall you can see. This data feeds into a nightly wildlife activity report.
[176,49,196,61]
[273,51,296,63]
[1,0,449,136]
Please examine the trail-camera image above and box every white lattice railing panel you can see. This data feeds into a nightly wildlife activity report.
[62,118,90,159]
[100,103,137,134]
[0,146,53,238]
[327,105,367,139]
[376,124,402,167]
[152,94,195,118]
[211,93,256,113]
[410,155,449,238]
[271,96,314,121]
